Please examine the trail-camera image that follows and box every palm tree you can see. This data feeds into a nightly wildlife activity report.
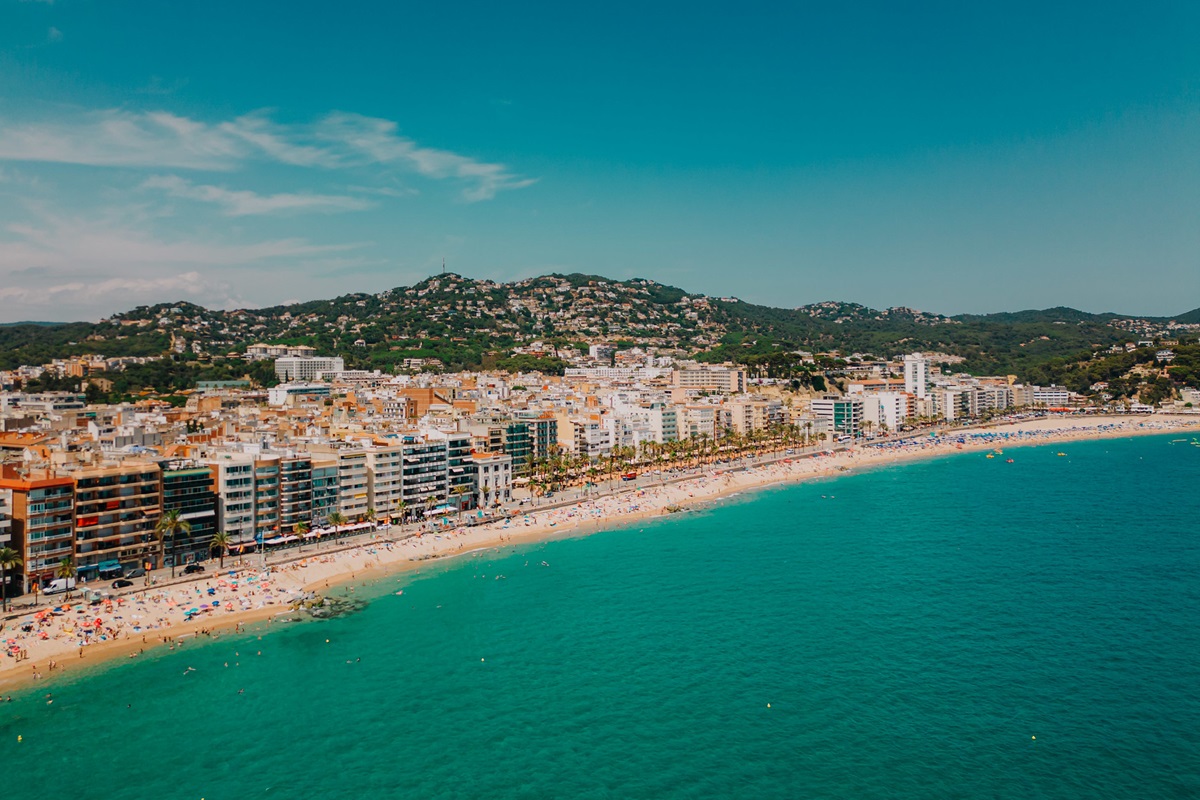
[395,500,407,528]
[327,511,348,545]
[0,547,22,612]
[55,557,77,599]
[155,509,192,578]
[295,521,310,553]
[210,531,233,569]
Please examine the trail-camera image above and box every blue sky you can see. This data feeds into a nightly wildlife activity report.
[1,0,1197,321]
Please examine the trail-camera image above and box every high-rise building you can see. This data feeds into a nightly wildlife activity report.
[159,462,217,566]
[274,356,345,382]
[810,397,864,439]
[903,354,930,399]
[71,461,162,576]
[0,468,75,595]
[310,459,340,526]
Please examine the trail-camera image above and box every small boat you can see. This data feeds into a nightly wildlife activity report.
[986,454,995,459]
[1006,458,1014,463]
[1056,452,1067,457]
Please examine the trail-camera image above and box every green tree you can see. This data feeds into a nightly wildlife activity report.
[56,557,77,599]
[327,511,348,544]
[210,531,233,569]
[154,509,192,578]
[0,547,22,612]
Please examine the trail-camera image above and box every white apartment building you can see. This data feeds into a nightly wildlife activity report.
[903,354,931,399]
[245,343,317,361]
[862,392,913,431]
[810,397,864,439]
[672,365,747,393]
[366,446,404,519]
[208,455,256,545]
[471,451,512,508]
[1032,385,1073,407]
[274,356,346,382]
[679,405,719,440]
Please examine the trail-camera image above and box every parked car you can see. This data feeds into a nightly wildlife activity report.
[124,567,145,579]
[111,579,134,589]
[183,563,205,575]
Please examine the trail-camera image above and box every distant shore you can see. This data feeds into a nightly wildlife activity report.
[2,413,1197,693]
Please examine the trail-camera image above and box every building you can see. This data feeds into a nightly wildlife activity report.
[672,365,746,393]
[279,455,313,532]
[310,459,340,527]
[0,468,75,595]
[861,392,913,432]
[470,451,512,508]
[209,455,256,547]
[245,343,317,361]
[159,462,217,566]
[903,354,930,400]
[252,457,282,544]
[71,461,162,576]
[268,383,332,407]
[445,432,475,511]
[399,437,449,511]
[810,397,864,439]
[274,356,345,382]
[366,445,405,521]
[516,412,560,461]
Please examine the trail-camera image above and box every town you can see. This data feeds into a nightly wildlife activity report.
[2,334,1196,605]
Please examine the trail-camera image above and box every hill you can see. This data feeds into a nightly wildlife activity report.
[2,273,1197,391]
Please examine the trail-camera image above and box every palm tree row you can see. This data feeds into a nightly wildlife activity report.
[524,423,832,495]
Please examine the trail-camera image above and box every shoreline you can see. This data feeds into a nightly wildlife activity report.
[3,413,1198,694]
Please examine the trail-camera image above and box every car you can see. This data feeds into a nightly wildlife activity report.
[183,563,205,575]
[124,567,145,579]
[111,579,134,589]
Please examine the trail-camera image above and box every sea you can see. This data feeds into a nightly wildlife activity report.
[4,434,1199,799]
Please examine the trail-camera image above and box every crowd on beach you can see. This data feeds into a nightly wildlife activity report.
[2,413,1198,691]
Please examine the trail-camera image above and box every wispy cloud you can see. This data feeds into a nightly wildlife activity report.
[0,212,359,272]
[0,108,536,200]
[142,174,372,215]
[314,113,537,201]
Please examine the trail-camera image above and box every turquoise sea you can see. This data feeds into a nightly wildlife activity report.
[4,435,1200,799]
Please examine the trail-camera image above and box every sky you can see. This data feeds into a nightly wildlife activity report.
[0,0,1197,322]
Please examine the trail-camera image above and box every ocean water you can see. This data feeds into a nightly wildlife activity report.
[4,435,1200,799]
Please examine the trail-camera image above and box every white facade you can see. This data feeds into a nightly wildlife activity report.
[862,392,912,431]
[274,356,345,382]
[365,446,404,518]
[208,455,256,545]
[471,452,512,507]
[903,354,930,399]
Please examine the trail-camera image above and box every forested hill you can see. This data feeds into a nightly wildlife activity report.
[1,272,1197,383]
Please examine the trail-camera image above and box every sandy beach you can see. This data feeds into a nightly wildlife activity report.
[2,412,1197,693]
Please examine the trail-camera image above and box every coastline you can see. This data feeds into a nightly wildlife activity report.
[3,413,1198,694]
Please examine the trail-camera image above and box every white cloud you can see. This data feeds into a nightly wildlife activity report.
[314,113,538,201]
[0,108,535,200]
[0,212,359,272]
[141,174,372,215]
[0,109,244,170]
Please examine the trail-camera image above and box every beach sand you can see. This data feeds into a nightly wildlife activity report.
[2,413,1197,692]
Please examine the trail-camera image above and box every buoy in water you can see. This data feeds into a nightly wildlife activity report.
[1031,735,1036,740]
[767,703,771,708]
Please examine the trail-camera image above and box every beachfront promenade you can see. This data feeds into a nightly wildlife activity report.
[2,412,1197,690]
